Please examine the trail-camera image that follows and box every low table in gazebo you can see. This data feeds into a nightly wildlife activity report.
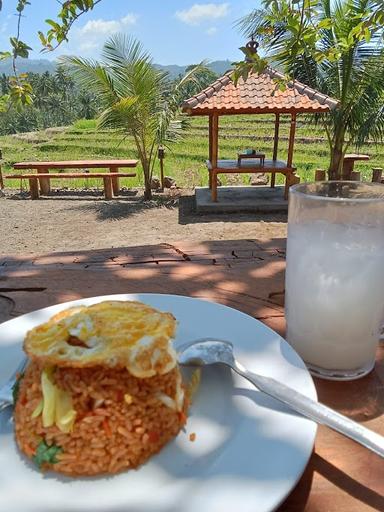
[237,151,265,166]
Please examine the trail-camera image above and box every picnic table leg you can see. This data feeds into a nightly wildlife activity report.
[29,178,39,199]
[37,168,50,194]
[110,166,120,196]
[285,171,300,199]
[270,173,276,188]
[103,176,113,200]
[342,159,354,180]
[211,170,218,202]
[372,168,382,183]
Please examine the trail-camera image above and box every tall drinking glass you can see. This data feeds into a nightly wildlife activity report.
[285,181,384,380]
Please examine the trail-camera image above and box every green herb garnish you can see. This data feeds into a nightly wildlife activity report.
[32,440,63,469]
[12,372,24,404]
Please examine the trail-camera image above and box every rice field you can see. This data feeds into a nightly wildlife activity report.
[2,115,383,191]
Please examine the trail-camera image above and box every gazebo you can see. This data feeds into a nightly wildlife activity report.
[182,64,338,203]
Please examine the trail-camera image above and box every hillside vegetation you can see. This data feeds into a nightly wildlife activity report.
[0,58,233,81]
[1,115,383,191]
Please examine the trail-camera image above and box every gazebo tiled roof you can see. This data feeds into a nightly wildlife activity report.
[182,67,338,115]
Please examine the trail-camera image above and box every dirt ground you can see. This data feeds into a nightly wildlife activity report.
[0,189,287,255]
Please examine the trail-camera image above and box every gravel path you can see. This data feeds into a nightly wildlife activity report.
[0,190,287,255]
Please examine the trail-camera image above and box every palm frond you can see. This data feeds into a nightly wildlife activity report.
[60,55,117,107]
[101,34,152,68]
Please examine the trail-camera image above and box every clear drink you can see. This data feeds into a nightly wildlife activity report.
[285,182,384,380]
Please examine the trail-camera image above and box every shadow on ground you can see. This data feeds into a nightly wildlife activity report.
[68,196,179,221]
[4,189,288,225]
[178,195,288,225]
[72,195,288,224]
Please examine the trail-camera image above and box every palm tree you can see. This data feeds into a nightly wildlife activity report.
[31,71,55,109]
[77,91,98,119]
[237,0,384,179]
[63,34,205,199]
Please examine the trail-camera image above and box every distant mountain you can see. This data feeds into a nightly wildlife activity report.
[208,60,233,76]
[155,60,232,79]
[0,59,57,75]
[0,58,233,79]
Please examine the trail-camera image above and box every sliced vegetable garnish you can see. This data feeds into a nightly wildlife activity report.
[32,440,62,469]
[40,366,77,432]
[41,367,56,427]
[12,372,25,404]
[31,399,44,419]
[55,388,76,433]
[156,392,177,410]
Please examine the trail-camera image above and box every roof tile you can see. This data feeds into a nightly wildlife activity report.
[182,67,338,114]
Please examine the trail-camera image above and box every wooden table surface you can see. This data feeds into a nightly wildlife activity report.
[13,159,139,169]
[0,239,383,511]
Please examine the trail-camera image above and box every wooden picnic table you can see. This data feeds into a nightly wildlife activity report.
[13,159,138,196]
[0,239,383,511]
[342,154,370,179]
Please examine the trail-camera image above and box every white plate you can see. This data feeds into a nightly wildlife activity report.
[0,294,317,512]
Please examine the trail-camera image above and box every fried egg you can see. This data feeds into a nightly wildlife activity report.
[24,301,177,378]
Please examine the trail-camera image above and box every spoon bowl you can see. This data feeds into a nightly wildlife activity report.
[177,338,236,367]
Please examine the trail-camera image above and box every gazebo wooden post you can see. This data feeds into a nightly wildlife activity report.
[285,113,297,199]
[208,114,213,188]
[211,113,219,166]
[287,113,296,167]
[211,113,219,201]
[271,113,280,188]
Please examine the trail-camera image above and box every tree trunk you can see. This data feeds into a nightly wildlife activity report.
[143,180,152,200]
[142,161,152,200]
[328,131,345,180]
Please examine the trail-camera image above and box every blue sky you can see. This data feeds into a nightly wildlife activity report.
[0,1,260,64]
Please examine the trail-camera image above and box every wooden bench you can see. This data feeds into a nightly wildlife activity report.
[6,173,137,199]
[12,159,138,197]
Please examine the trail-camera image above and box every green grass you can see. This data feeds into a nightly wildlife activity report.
[72,119,97,130]
[2,115,383,190]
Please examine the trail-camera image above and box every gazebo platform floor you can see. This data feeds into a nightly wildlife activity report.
[206,158,292,171]
[195,185,288,213]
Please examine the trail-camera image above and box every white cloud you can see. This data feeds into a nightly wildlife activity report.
[206,27,217,36]
[175,3,229,25]
[74,14,138,53]
[121,14,138,25]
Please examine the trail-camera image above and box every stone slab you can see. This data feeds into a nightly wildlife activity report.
[195,185,288,213]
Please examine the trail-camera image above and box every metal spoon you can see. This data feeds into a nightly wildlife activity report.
[177,338,384,458]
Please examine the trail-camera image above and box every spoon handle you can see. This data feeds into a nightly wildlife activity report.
[233,363,384,458]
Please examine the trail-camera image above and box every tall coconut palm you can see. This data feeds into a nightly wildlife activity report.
[237,0,384,179]
[63,34,206,199]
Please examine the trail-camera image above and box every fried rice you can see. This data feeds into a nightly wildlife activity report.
[14,362,188,476]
